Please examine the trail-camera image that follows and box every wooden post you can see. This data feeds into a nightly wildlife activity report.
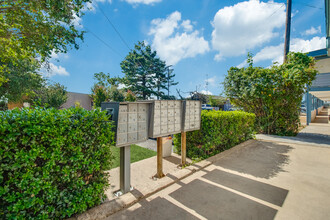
[181,131,186,166]
[157,137,164,178]
[283,0,292,63]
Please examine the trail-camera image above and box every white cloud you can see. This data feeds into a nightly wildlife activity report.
[205,76,217,86]
[254,43,284,64]
[117,83,126,89]
[211,0,286,60]
[82,0,112,12]
[41,52,70,77]
[181,20,193,32]
[124,0,161,5]
[200,90,213,95]
[71,13,83,28]
[303,26,321,36]
[239,36,326,67]
[149,11,209,65]
[48,63,70,76]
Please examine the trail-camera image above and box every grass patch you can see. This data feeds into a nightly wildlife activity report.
[110,144,157,169]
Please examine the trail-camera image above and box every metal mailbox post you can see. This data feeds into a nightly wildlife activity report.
[101,102,151,194]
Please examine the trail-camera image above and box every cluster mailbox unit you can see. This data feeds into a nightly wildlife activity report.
[101,100,201,194]
[149,100,183,138]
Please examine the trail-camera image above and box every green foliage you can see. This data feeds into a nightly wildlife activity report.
[91,85,108,107]
[208,96,226,108]
[32,83,68,109]
[90,72,125,106]
[125,90,137,102]
[0,58,44,102]
[165,66,179,97]
[0,0,91,86]
[0,107,114,219]
[174,110,255,160]
[109,86,125,102]
[189,92,209,104]
[120,41,178,100]
[224,52,317,135]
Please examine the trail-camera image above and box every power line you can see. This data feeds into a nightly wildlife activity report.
[295,2,323,10]
[266,1,323,10]
[268,4,285,18]
[84,26,123,58]
[97,5,155,80]
[98,6,131,50]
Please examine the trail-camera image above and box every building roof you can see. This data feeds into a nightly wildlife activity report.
[307,48,327,58]
[311,73,330,88]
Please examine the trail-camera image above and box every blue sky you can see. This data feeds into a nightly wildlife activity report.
[47,0,326,97]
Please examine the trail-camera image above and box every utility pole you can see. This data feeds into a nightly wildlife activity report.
[167,68,170,96]
[206,73,209,95]
[283,0,292,63]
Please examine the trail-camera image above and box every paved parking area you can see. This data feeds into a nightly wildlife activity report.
[107,132,330,220]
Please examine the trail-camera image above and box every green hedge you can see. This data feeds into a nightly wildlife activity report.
[0,108,114,219]
[174,110,255,160]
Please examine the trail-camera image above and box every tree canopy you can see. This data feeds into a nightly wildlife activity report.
[224,52,317,135]
[0,0,90,86]
[120,41,178,100]
[90,72,125,107]
[32,82,68,109]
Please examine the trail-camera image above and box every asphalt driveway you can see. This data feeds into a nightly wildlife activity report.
[107,126,330,220]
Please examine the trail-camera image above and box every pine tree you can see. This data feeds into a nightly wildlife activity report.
[165,65,179,97]
[121,41,156,100]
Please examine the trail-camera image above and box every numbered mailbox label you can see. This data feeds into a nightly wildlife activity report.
[119,105,127,113]
[128,103,138,112]
[118,113,127,123]
[128,132,138,142]
[138,131,148,141]
[128,113,137,123]
[128,123,137,133]
[138,103,148,112]
[168,101,175,108]
[117,133,127,145]
[118,123,127,134]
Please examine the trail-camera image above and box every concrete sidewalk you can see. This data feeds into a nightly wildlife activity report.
[106,131,330,219]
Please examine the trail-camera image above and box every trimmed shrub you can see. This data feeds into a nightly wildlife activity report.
[174,110,255,160]
[224,52,317,136]
[0,107,114,219]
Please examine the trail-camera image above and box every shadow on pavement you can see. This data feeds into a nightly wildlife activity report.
[169,179,278,220]
[213,141,293,179]
[163,155,181,165]
[108,197,199,220]
[202,169,288,207]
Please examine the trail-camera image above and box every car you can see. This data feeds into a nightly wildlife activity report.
[202,104,216,111]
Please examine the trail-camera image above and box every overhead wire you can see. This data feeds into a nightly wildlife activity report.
[83,26,123,58]
[98,6,132,50]
[96,4,156,78]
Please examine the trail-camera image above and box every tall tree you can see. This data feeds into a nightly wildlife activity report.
[165,66,179,97]
[121,41,155,100]
[153,59,167,100]
[0,0,91,85]
[121,41,177,100]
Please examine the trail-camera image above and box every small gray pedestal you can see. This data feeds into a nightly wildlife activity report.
[120,145,131,193]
